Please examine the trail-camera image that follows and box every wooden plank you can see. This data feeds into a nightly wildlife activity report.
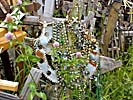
[0,29,27,52]
[23,16,40,25]
[0,79,19,91]
[24,2,41,13]
[0,28,7,37]
[102,2,122,56]
[20,68,43,100]
[0,91,20,100]
[100,56,122,74]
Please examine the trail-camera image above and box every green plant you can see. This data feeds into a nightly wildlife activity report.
[101,44,133,100]
[28,82,47,100]
[51,41,96,99]
[1,1,47,98]
[15,43,40,89]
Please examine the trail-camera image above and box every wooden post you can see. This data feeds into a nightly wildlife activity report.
[43,0,55,17]
[102,2,122,56]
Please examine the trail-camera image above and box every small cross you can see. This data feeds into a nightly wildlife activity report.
[127,8,133,23]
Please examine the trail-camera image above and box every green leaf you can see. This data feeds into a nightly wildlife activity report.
[36,92,47,100]
[28,55,40,63]
[25,46,33,55]
[61,96,69,100]
[22,6,26,12]
[15,54,25,62]
[28,92,35,100]
[28,82,36,90]
[7,23,13,32]
[12,13,18,17]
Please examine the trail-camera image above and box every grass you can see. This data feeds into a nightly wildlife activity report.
[101,44,133,100]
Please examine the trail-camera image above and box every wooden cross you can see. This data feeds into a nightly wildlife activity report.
[127,8,133,23]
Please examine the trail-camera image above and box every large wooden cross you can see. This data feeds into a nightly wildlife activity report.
[127,8,133,23]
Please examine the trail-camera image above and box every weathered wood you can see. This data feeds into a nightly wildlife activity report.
[0,0,10,13]
[100,56,122,74]
[43,0,55,17]
[0,0,10,19]
[0,68,43,100]
[0,28,26,81]
[24,2,41,13]
[23,16,40,25]
[20,67,43,100]
[0,28,7,37]
[0,91,20,100]
[37,0,45,15]
[7,0,16,5]
[0,50,14,81]
[0,79,19,91]
[102,1,122,56]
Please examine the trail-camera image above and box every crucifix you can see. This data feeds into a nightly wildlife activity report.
[127,7,133,23]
